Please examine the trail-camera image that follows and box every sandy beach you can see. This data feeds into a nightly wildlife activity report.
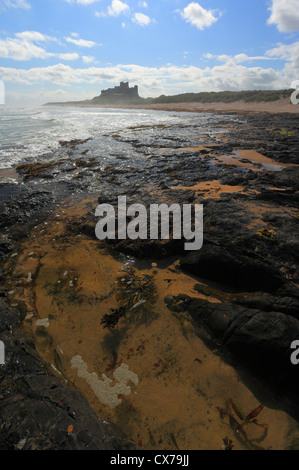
[66,98,299,115]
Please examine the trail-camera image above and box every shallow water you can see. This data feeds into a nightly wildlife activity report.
[0,106,235,169]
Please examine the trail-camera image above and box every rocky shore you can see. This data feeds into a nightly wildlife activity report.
[1,109,299,450]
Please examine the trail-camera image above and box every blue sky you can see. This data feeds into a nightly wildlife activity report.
[0,0,299,105]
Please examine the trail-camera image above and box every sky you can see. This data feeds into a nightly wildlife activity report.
[0,0,299,106]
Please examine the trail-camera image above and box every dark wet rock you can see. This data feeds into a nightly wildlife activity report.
[166,294,299,402]
[66,184,197,259]
[59,138,92,148]
[231,293,299,320]
[184,190,299,288]
[201,199,251,238]
[262,211,297,226]
[0,235,15,256]
[221,172,256,186]
[180,244,284,293]
[113,237,185,260]
[0,184,56,240]
[0,298,136,450]
[257,189,299,207]
[0,298,20,333]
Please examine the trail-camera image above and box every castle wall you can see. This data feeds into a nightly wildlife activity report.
[101,82,139,98]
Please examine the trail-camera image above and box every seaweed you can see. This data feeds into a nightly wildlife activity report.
[101,266,157,330]
[116,266,157,309]
[223,437,234,451]
[16,160,66,179]
[219,399,268,436]
[256,227,276,240]
[101,307,126,330]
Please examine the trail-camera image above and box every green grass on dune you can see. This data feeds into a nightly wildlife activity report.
[144,89,292,104]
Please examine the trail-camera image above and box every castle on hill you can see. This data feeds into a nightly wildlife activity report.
[101,81,139,98]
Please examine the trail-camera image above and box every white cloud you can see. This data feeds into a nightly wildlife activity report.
[0,37,54,61]
[108,0,129,16]
[180,2,221,30]
[132,12,154,26]
[66,0,100,4]
[204,52,276,63]
[1,38,298,103]
[138,1,148,8]
[66,36,97,47]
[0,61,288,95]
[58,53,80,60]
[266,41,299,83]
[268,0,299,32]
[203,40,299,88]
[95,10,105,17]
[96,0,129,18]
[14,31,58,43]
[203,53,230,62]
[0,32,82,62]
[15,31,47,42]
[266,41,299,60]
[82,55,95,63]
[3,0,30,9]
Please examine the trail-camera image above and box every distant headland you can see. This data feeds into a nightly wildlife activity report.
[44,85,297,114]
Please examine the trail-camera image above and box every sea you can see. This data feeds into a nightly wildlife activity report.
[0,106,236,172]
